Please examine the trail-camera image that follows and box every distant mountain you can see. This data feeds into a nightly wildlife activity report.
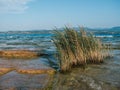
[1,26,119,33]
[110,26,120,31]
[73,26,120,31]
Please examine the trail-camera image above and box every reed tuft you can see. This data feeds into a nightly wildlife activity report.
[52,27,110,72]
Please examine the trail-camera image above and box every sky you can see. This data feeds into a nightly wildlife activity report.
[0,0,120,31]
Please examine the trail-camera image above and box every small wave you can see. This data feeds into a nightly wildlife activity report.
[0,43,8,46]
[95,35,113,38]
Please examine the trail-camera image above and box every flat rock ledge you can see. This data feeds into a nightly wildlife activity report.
[17,68,56,75]
[0,63,56,75]
[0,63,56,89]
[0,67,14,75]
[0,50,38,59]
[0,71,54,90]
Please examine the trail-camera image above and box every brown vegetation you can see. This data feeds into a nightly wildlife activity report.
[53,27,110,72]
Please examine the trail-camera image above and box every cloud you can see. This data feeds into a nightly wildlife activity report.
[0,0,32,13]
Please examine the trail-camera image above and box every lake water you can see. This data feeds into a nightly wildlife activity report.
[0,30,120,50]
[0,29,120,90]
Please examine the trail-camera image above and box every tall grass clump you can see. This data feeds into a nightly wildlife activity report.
[52,27,110,72]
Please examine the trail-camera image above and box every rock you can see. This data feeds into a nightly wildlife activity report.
[17,69,55,75]
[0,57,56,75]
[0,53,56,89]
[0,71,54,90]
[16,63,56,75]
[0,50,38,59]
[0,67,14,75]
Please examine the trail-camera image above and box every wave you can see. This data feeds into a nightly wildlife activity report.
[94,35,113,38]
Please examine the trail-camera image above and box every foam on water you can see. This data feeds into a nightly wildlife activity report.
[95,35,113,38]
[0,30,119,50]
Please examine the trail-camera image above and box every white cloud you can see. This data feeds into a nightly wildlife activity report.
[0,0,32,13]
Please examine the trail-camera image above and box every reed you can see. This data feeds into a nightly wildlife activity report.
[53,27,110,72]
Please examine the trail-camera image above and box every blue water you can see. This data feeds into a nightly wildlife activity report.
[0,30,120,89]
[0,30,120,50]
[93,31,120,48]
[0,31,53,50]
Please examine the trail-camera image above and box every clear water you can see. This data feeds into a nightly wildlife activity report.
[93,30,120,48]
[0,30,120,50]
[0,29,120,90]
[0,31,53,51]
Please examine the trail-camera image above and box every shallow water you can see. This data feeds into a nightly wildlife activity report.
[52,50,120,90]
[0,30,120,90]
[0,56,55,89]
[0,71,50,90]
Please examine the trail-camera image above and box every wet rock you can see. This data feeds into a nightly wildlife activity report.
[0,56,56,89]
[17,68,56,75]
[78,75,102,90]
[15,59,56,75]
[0,71,54,90]
[0,50,38,59]
[0,57,56,75]
[0,67,14,75]
[53,66,120,90]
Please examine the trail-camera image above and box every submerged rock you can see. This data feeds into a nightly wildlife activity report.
[53,70,119,90]
[0,57,55,89]
[0,71,54,90]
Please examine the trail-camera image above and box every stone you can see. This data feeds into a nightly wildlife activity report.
[0,67,14,75]
[16,63,56,75]
[0,50,38,59]
[0,71,53,90]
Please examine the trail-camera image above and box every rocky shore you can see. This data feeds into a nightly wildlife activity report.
[0,50,55,90]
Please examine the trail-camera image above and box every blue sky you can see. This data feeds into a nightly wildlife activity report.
[0,0,120,31]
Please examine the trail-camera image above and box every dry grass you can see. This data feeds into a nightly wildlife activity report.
[53,27,110,72]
